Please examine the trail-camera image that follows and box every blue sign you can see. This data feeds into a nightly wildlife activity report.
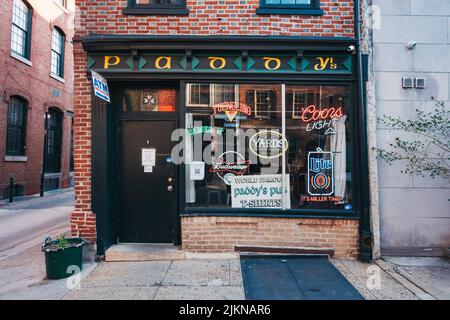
[91,70,110,103]
[307,148,334,196]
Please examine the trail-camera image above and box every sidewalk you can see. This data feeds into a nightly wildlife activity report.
[1,253,448,299]
[59,255,448,300]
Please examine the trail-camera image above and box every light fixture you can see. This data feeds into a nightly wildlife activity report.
[406,41,417,50]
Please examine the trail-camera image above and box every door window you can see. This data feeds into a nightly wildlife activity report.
[122,88,176,112]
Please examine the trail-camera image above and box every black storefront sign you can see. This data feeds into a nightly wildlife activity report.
[87,52,353,74]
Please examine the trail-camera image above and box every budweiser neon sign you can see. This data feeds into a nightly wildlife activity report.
[300,105,344,123]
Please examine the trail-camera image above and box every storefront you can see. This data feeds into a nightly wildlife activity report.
[80,36,371,260]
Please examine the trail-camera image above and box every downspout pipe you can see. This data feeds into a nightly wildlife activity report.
[355,0,373,262]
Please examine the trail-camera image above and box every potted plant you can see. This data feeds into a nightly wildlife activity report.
[42,234,84,280]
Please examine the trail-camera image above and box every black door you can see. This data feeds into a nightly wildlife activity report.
[119,120,177,243]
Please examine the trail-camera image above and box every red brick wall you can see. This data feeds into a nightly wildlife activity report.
[181,217,359,258]
[71,0,360,250]
[75,0,355,37]
[0,0,74,197]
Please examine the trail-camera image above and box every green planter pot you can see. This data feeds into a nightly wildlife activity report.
[42,238,84,280]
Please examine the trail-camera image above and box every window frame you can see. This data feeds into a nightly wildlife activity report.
[252,89,275,119]
[123,0,189,15]
[50,27,65,79]
[257,0,324,15]
[183,81,357,216]
[10,0,33,60]
[6,96,28,157]
[54,0,66,9]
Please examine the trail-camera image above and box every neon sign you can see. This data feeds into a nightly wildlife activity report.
[212,101,252,122]
[209,151,251,185]
[307,148,334,196]
[300,105,344,123]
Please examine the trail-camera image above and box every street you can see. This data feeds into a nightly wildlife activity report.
[0,189,97,299]
[0,191,73,257]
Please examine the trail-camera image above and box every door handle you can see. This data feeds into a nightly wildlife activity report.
[167,186,173,192]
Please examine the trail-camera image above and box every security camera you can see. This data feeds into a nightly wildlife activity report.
[406,41,417,50]
[347,45,356,53]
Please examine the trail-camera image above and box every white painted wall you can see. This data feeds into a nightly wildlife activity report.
[372,0,450,256]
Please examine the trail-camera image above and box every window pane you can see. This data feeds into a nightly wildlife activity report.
[185,83,284,209]
[122,88,176,112]
[187,84,210,106]
[184,83,353,212]
[51,29,64,76]
[11,0,29,57]
[265,0,312,5]
[6,97,27,156]
[135,0,182,5]
[286,85,352,210]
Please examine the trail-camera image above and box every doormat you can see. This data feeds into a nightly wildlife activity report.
[240,254,364,300]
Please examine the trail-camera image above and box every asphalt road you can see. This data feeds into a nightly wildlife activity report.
[0,190,74,260]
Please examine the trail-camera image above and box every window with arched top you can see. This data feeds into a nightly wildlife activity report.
[11,0,32,59]
[51,28,65,78]
[6,96,28,156]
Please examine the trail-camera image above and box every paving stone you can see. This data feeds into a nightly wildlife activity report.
[337,259,418,300]
[81,261,171,287]
[395,266,450,300]
[163,260,231,286]
[153,285,244,300]
[64,286,158,300]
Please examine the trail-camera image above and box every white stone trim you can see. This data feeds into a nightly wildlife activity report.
[50,73,66,84]
[4,155,27,162]
[10,52,32,67]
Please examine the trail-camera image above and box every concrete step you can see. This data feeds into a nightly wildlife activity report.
[105,243,184,261]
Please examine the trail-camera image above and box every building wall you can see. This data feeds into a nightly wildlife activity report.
[373,0,450,255]
[0,0,75,197]
[72,0,363,257]
[182,217,359,258]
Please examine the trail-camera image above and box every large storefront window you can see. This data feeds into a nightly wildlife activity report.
[185,83,353,211]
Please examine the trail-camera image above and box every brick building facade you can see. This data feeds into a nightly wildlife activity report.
[71,0,373,260]
[0,0,75,198]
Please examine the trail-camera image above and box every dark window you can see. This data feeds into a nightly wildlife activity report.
[187,84,210,106]
[51,28,65,78]
[246,89,276,119]
[11,0,32,59]
[6,96,27,156]
[124,0,189,15]
[44,109,63,173]
[257,0,323,15]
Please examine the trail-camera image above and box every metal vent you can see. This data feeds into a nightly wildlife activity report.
[402,77,414,88]
[415,78,427,89]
